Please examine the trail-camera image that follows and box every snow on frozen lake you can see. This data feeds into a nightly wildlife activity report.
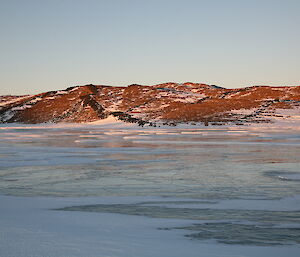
[0,121,300,256]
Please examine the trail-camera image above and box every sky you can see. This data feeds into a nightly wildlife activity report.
[0,0,299,95]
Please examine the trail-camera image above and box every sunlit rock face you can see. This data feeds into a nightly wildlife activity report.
[1,83,300,125]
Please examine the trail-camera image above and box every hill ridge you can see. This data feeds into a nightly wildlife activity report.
[1,82,300,125]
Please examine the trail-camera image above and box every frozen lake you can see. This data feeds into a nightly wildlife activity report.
[1,121,300,256]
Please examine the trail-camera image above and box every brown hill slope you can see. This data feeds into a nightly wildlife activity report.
[1,83,299,125]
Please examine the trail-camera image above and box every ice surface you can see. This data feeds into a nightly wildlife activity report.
[1,195,300,257]
[1,122,300,256]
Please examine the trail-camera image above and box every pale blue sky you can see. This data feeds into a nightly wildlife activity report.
[1,0,299,95]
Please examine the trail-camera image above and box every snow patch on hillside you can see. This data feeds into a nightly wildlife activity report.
[88,115,138,128]
[0,95,32,107]
[11,105,33,111]
[231,108,257,115]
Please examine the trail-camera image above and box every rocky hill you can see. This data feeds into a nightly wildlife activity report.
[1,82,300,126]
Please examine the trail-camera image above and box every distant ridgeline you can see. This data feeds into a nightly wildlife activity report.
[0,82,300,125]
